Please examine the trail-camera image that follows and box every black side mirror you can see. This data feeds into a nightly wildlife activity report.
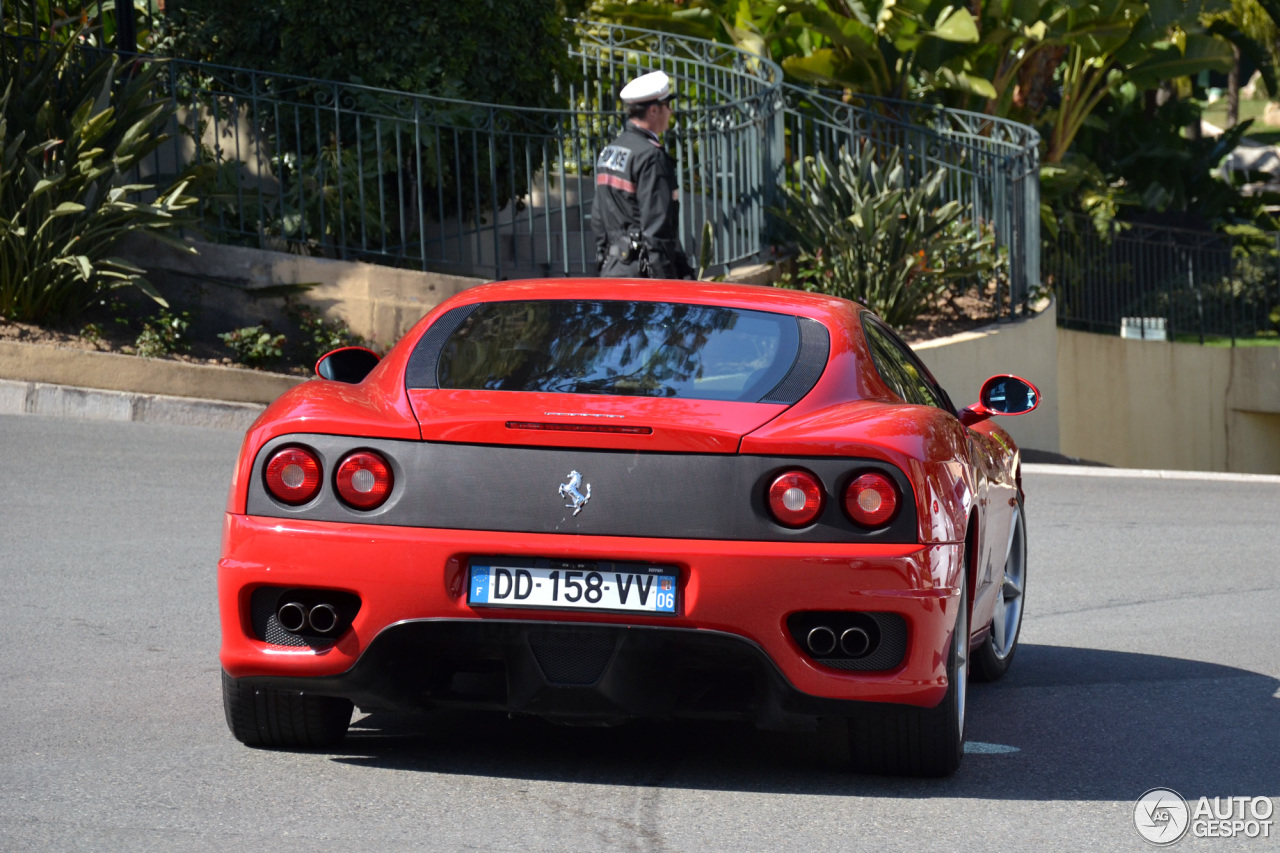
[979,375,1039,415]
[315,347,381,383]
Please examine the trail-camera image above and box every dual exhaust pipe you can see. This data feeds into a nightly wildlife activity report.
[806,624,873,658]
[785,611,902,671]
[277,601,340,635]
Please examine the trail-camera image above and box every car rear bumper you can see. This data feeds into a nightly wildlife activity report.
[219,513,965,714]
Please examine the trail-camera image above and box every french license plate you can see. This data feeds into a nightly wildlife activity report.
[468,558,678,615]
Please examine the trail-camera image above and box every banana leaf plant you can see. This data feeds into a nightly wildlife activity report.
[769,0,992,100]
[1019,0,1236,162]
[593,0,991,100]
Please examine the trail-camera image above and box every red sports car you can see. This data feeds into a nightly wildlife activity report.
[219,279,1038,777]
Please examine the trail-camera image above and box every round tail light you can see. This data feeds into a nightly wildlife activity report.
[844,472,899,527]
[767,470,825,527]
[264,446,323,505]
[335,451,394,510]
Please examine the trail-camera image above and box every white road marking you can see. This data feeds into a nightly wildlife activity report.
[1023,463,1280,485]
[964,741,1021,754]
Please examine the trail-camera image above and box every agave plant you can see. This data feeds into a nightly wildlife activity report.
[0,38,202,324]
[775,143,995,328]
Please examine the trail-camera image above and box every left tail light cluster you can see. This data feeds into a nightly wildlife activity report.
[264,447,323,505]
[263,445,394,511]
[766,468,902,529]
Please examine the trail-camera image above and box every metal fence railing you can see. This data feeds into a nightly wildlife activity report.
[1045,217,1280,343]
[3,21,785,280]
[2,9,1043,317]
[782,87,1042,315]
[559,23,785,277]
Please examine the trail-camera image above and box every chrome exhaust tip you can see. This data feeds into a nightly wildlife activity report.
[806,626,837,656]
[308,603,339,634]
[840,626,872,658]
[277,601,307,633]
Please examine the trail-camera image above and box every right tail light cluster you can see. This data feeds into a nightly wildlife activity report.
[844,472,898,526]
[766,469,900,529]
[263,445,394,511]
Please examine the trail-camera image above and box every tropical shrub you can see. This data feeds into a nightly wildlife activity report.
[165,0,588,107]
[1074,84,1275,229]
[775,144,994,328]
[134,308,193,358]
[0,39,201,324]
[592,0,1256,239]
[219,325,287,368]
[286,302,369,370]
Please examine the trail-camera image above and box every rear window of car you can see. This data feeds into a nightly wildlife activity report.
[435,300,801,402]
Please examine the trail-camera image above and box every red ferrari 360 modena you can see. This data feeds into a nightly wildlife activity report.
[219,278,1038,777]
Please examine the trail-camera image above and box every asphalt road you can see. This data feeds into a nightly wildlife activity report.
[1,413,1277,852]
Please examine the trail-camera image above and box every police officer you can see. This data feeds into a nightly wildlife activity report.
[593,70,693,279]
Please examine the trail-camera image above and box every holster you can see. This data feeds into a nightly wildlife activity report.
[608,231,650,276]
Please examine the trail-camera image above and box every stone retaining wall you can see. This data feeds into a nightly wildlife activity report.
[0,340,301,405]
[1057,330,1280,473]
[118,235,485,350]
[912,300,1060,454]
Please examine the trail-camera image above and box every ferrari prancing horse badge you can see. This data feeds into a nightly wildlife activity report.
[558,470,591,515]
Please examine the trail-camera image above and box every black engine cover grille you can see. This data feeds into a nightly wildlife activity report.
[527,627,618,685]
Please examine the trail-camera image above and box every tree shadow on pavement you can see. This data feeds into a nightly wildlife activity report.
[331,644,1279,800]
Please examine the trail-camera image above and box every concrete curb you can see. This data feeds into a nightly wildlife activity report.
[0,340,303,405]
[0,339,301,430]
[0,378,266,431]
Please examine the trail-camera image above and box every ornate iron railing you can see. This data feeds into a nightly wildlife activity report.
[782,87,1041,315]
[1,13,1042,316]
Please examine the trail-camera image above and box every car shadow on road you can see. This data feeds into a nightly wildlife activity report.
[330,644,1279,800]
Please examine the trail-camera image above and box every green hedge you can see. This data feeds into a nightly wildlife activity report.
[166,0,589,107]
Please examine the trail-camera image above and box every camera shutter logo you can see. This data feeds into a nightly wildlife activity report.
[1135,788,1191,845]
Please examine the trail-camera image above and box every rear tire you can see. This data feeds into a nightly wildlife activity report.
[971,501,1026,682]
[847,565,968,777]
[222,671,352,749]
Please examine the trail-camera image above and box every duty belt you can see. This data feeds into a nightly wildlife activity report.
[605,230,649,274]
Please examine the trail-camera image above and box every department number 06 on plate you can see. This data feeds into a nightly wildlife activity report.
[469,562,677,614]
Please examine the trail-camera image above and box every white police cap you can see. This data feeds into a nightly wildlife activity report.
[620,70,675,106]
